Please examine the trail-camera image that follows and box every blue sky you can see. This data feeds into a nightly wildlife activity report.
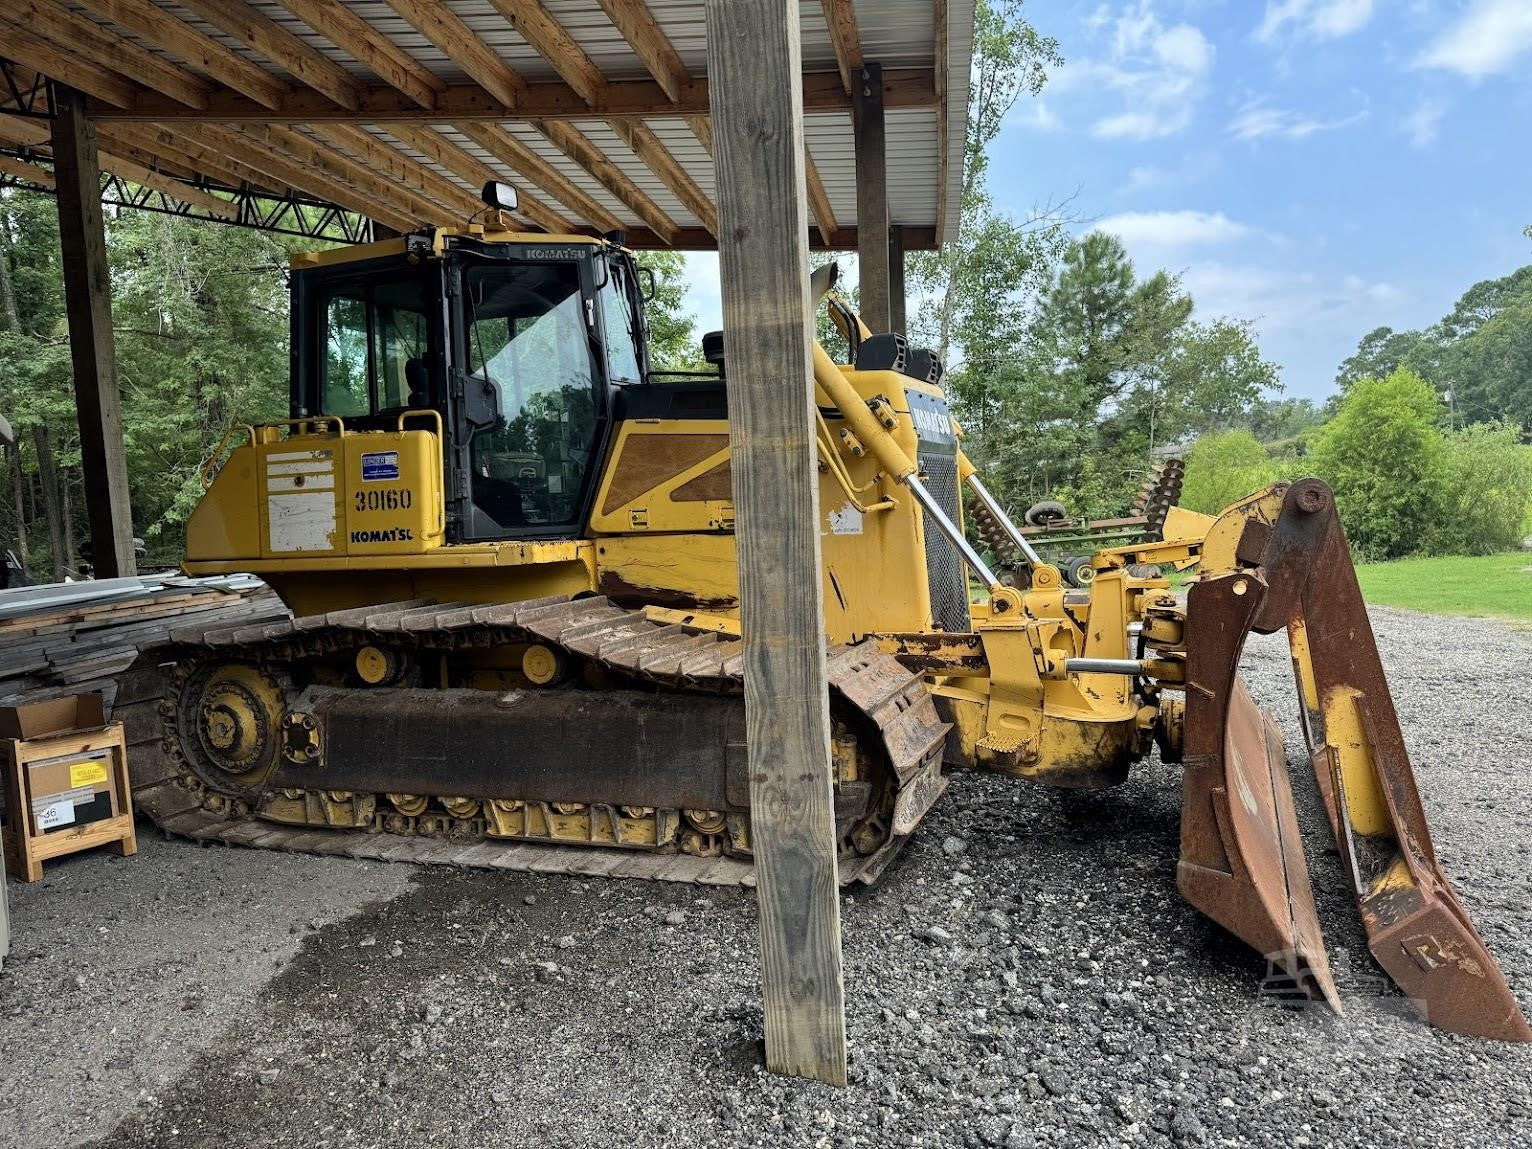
[679,0,1532,403]
[984,0,1532,401]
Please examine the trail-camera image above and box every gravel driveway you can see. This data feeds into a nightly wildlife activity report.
[2,604,1529,1148]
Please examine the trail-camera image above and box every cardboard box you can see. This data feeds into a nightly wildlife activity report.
[2,692,136,883]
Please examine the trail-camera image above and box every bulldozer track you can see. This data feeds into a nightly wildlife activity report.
[114,595,950,887]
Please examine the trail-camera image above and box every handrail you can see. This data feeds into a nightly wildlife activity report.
[396,408,444,437]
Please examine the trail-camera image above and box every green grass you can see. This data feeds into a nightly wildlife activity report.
[1354,552,1532,624]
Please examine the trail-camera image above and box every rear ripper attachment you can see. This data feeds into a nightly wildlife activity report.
[1180,480,1532,1041]
[115,597,950,887]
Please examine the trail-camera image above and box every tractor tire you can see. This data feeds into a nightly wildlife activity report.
[1025,500,1068,527]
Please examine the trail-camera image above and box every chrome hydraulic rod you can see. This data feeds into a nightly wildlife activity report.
[907,475,1000,590]
[966,474,1043,567]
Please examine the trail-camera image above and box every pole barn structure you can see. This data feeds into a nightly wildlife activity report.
[0,0,974,1084]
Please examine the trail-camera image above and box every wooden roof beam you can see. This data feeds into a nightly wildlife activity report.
[99,121,296,196]
[239,123,461,226]
[0,154,54,189]
[270,0,445,111]
[0,20,143,108]
[180,122,419,233]
[607,119,716,236]
[595,0,689,104]
[85,69,939,121]
[488,0,605,107]
[453,122,623,233]
[71,0,290,110]
[0,113,51,148]
[308,124,485,216]
[820,0,864,95]
[383,0,527,110]
[536,120,678,245]
[172,0,366,111]
[9,0,214,110]
[804,148,839,247]
[381,123,571,233]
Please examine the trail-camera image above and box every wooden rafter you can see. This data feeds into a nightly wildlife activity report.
[240,122,459,225]
[0,20,143,108]
[595,0,689,104]
[0,112,51,148]
[271,0,447,111]
[381,122,571,233]
[803,147,839,247]
[0,154,54,188]
[307,124,486,219]
[178,122,418,233]
[535,120,679,244]
[487,0,605,107]
[598,11,823,242]
[99,121,295,196]
[172,0,366,111]
[820,0,864,96]
[9,0,213,110]
[383,0,527,110]
[607,118,716,236]
[71,0,290,110]
[85,69,939,122]
[453,122,623,233]
[685,114,712,154]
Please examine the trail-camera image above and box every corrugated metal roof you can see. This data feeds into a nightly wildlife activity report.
[43,1,972,247]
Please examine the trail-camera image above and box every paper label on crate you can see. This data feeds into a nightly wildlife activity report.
[34,798,75,830]
[69,760,109,788]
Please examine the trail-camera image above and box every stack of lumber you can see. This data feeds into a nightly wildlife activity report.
[0,574,289,711]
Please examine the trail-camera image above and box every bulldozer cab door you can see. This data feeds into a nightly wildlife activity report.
[447,243,636,542]
[292,254,445,429]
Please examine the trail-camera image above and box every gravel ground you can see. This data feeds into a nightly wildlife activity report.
[2,604,1530,1148]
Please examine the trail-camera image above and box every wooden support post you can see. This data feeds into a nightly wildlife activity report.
[854,61,889,334]
[704,0,848,1086]
[51,87,136,579]
[889,223,907,336]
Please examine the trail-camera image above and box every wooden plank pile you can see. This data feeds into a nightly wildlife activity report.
[0,574,289,712]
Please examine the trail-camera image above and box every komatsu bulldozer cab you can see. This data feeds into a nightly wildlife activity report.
[287,230,647,546]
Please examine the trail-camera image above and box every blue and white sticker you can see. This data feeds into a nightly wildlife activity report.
[361,451,400,482]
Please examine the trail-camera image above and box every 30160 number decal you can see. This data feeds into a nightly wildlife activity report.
[355,488,413,512]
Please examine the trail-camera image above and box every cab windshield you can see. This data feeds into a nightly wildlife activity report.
[463,261,599,529]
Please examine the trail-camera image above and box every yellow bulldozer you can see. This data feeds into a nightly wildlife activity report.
[117,197,1528,1044]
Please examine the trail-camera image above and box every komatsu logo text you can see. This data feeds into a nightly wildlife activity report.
[350,527,413,544]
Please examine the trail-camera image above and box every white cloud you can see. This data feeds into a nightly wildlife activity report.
[1401,99,1446,146]
[1005,98,1062,132]
[1095,210,1251,251]
[1417,0,1532,78]
[1256,0,1375,42]
[1228,99,1368,141]
[1071,2,1215,140]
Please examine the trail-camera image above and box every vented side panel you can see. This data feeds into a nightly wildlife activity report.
[919,453,971,632]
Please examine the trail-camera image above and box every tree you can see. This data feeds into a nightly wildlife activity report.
[1179,430,1278,516]
[906,0,1069,369]
[1308,368,1446,559]
[1428,422,1532,556]
[635,251,702,371]
[1335,326,1425,391]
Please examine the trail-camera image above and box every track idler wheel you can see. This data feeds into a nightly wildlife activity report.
[180,662,288,797]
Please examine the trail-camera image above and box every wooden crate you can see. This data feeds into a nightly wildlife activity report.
[3,718,137,883]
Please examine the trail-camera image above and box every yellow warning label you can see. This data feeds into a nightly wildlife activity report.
[69,759,108,788]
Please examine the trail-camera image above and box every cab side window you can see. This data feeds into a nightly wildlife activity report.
[319,273,430,418]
